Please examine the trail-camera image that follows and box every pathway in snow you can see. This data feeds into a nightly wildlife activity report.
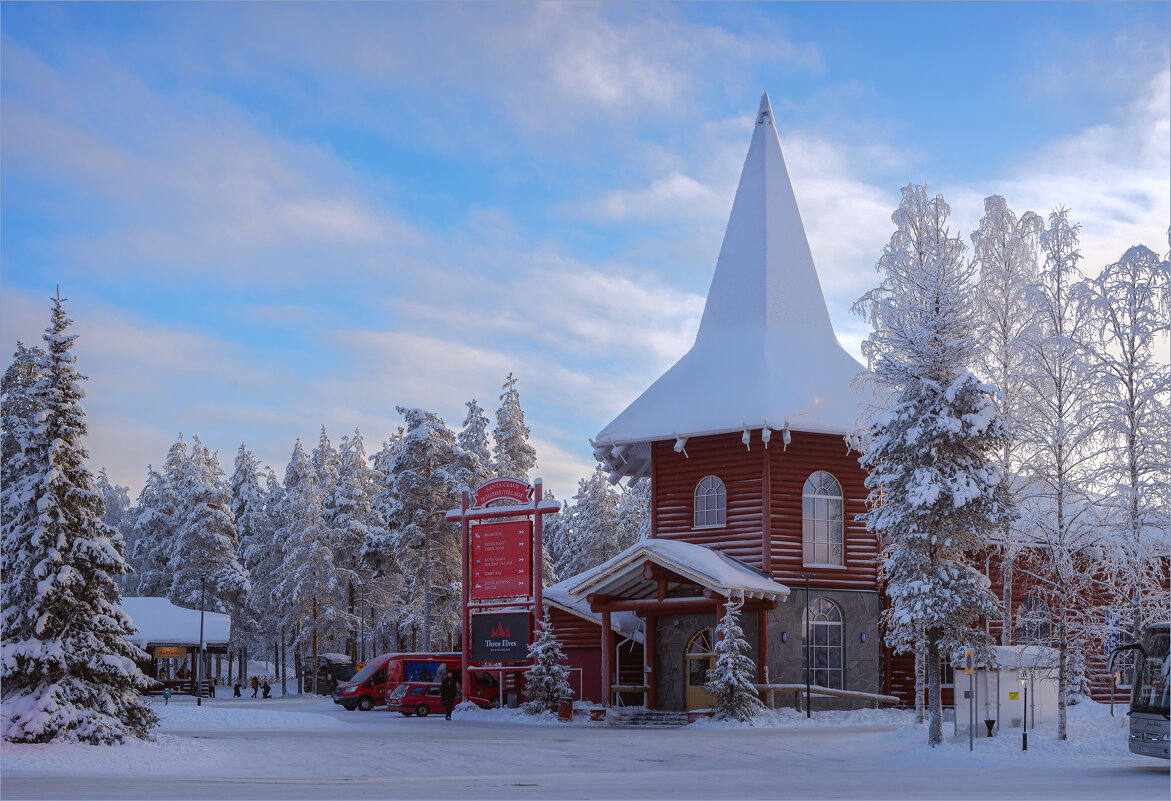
[2,697,1165,800]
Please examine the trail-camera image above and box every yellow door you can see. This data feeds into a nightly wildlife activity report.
[684,628,716,711]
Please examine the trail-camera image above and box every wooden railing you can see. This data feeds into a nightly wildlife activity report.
[754,683,901,710]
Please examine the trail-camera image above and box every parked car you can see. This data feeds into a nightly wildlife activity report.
[301,653,356,695]
[387,681,490,717]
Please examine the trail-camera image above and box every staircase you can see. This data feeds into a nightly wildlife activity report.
[609,707,688,727]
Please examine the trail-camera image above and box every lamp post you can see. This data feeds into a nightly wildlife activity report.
[197,575,206,707]
[803,573,812,719]
[1018,676,1029,751]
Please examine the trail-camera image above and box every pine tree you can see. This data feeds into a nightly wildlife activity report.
[272,441,355,673]
[334,430,388,658]
[617,478,651,544]
[168,437,251,616]
[852,185,1006,747]
[492,373,537,481]
[125,466,169,597]
[96,468,133,591]
[375,408,461,651]
[524,610,573,714]
[2,342,46,530]
[971,196,1043,644]
[457,398,493,490]
[1,294,158,743]
[550,465,622,578]
[705,595,764,722]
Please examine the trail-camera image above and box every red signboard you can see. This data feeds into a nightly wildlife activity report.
[470,521,531,600]
[473,478,530,508]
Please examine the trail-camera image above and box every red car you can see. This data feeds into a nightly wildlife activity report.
[388,681,489,717]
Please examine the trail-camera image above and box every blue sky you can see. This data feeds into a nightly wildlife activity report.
[3,2,1168,497]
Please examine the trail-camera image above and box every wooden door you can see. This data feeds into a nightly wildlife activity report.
[685,628,716,711]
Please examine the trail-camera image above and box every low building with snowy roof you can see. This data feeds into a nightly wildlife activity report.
[121,596,230,692]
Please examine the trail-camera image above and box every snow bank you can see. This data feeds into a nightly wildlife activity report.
[451,704,585,726]
[688,706,915,730]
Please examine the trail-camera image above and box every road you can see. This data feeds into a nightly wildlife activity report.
[2,698,1166,800]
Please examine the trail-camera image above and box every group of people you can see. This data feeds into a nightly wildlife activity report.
[232,676,271,698]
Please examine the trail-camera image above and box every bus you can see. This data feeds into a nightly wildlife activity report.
[1109,621,1170,759]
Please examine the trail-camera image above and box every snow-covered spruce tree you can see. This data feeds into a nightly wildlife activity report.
[971,196,1043,644]
[550,464,622,579]
[1082,244,1171,641]
[457,398,493,490]
[1015,208,1108,741]
[523,610,573,714]
[705,595,764,722]
[851,184,1006,747]
[371,408,461,651]
[1066,646,1091,706]
[617,478,651,544]
[272,443,355,692]
[96,469,133,585]
[492,373,537,481]
[1,342,45,514]
[244,467,286,674]
[125,466,169,597]
[1,294,157,744]
[334,430,388,658]
[228,443,265,666]
[168,437,250,618]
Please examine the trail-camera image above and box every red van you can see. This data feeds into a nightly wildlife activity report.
[333,652,502,711]
[387,681,490,717]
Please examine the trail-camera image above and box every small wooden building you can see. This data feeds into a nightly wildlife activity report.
[122,596,230,693]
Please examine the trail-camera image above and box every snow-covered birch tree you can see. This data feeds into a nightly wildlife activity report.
[852,184,1006,747]
[1,294,158,744]
[1015,208,1108,741]
[971,195,1043,643]
[1082,244,1171,641]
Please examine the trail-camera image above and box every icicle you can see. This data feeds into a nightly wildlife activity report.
[782,421,791,451]
[761,421,771,449]
[742,424,752,451]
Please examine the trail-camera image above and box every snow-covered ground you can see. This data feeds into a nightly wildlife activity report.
[2,698,1165,800]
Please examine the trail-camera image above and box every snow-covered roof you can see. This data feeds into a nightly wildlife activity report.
[543,581,644,645]
[566,538,790,602]
[594,94,863,480]
[120,596,231,648]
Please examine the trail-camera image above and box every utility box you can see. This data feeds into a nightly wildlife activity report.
[953,645,1060,736]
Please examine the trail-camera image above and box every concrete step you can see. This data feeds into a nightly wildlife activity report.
[610,708,688,727]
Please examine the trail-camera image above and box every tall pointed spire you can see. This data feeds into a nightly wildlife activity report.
[595,93,862,480]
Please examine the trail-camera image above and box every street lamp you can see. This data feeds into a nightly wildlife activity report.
[1018,676,1029,751]
[197,575,206,707]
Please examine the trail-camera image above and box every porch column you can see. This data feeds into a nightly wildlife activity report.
[601,610,614,708]
[757,608,769,705]
[644,615,656,710]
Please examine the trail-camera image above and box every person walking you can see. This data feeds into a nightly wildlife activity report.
[250,676,259,698]
[440,671,458,721]
[233,681,242,697]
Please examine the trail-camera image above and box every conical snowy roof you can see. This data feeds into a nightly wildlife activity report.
[594,94,863,480]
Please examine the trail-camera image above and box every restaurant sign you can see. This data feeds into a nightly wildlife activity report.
[471,611,531,663]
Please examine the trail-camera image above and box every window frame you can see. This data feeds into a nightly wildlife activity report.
[693,475,727,530]
[801,597,844,690]
[802,471,845,567]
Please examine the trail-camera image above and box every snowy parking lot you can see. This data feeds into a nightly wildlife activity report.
[2,696,1166,800]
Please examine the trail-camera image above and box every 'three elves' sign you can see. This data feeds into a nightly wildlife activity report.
[471,611,531,662]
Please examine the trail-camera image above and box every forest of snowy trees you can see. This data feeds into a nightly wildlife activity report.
[854,189,1170,744]
[2,350,652,693]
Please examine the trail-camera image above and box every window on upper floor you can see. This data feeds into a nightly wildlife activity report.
[803,471,844,566]
[693,475,726,529]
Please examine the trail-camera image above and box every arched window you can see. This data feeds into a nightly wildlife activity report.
[694,476,726,528]
[803,472,844,566]
[1015,593,1051,644]
[802,597,843,689]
